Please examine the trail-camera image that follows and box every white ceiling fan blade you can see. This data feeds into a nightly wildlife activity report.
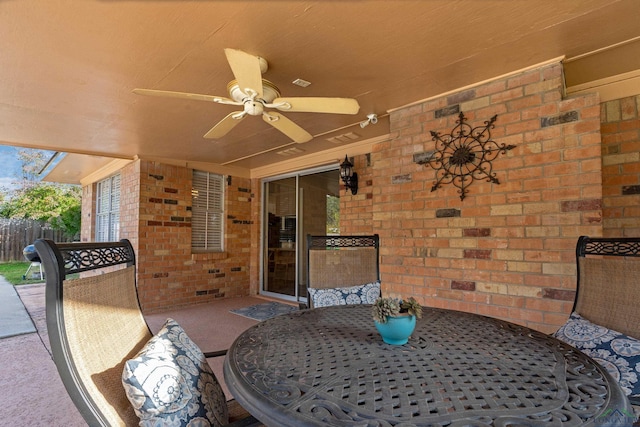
[224,48,264,98]
[132,88,235,104]
[204,112,246,139]
[271,97,360,115]
[263,112,312,143]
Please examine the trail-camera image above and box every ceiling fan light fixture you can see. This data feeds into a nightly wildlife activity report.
[244,102,263,116]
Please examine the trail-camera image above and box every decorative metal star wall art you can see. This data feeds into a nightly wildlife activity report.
[417,112,516,201]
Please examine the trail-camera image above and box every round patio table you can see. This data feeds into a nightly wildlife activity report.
[223,305,633,426]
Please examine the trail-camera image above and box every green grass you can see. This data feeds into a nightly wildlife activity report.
[0,262,45,285]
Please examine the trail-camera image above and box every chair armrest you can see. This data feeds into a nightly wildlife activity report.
[204,349,227,358]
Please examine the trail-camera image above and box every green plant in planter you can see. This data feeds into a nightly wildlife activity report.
[401,297,422,319]
[372,297,422,323]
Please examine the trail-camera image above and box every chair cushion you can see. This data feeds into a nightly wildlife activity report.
[122,318,228,427]
[308,280,380,308]
[554,312,640,400]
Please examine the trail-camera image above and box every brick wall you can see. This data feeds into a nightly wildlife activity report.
[339,154,375,235]
[138,161,255,312]
[80,184,94,242]
[81,160,256,313]
[119,161,140,250]
[249,177,262,294]
[342,61,604,333]
[78,61,639,329]
[601,95,640,236]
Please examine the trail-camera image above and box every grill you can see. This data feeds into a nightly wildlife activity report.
[22,244,43,280]
[23,244,41,263]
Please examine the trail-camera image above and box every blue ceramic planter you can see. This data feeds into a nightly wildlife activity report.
[374,314,416,345]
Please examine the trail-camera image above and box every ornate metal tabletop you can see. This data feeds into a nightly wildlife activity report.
[223,305,633,426]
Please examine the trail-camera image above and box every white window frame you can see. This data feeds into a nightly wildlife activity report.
[191,170,225,252]
[95,174,120,242]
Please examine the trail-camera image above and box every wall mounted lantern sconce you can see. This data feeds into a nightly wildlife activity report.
[340,155,358,195]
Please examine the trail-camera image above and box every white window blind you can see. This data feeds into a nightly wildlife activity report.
[95,174,120,242]
[192,170,224,252]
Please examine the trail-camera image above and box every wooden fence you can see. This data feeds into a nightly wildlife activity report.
[0,218,72,262]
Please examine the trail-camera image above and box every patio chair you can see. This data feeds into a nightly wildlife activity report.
[305,234,381,308]
[572,236,640,339]
[34,239,259,427]
[554,236,640,407]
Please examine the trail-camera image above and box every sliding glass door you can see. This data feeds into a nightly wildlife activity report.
[262,166,340,303]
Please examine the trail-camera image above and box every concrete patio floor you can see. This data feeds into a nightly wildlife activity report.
[0,281,275,426]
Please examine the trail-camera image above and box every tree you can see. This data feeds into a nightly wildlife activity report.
[326,194,340,234]
[16,148,48,183]
[0,148,81,239]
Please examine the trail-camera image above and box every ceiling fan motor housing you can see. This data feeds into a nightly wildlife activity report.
[244,100,264,116]
[228,79,281,103]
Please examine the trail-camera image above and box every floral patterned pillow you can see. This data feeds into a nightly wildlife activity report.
[308,280,381,308]
[554,312,640,401]
[122,318,228,427]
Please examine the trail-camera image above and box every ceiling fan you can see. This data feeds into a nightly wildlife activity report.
[133,48,360,143]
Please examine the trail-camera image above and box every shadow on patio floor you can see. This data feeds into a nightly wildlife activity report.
[1,282,283,426]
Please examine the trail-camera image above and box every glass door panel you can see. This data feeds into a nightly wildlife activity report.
[297,170,340,302]
[262,168,340,303]
[264,178,296,296]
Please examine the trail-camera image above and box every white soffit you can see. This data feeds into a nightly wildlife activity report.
[43,153,132,185]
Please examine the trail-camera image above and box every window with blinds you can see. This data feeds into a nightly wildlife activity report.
[95,174,121,242]
[192,170,224,252]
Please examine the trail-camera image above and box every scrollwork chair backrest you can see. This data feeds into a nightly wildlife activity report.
[35,238,149,427]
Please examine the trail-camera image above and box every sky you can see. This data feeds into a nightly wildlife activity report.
[0,146,24,192]
[0,146,59,195]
